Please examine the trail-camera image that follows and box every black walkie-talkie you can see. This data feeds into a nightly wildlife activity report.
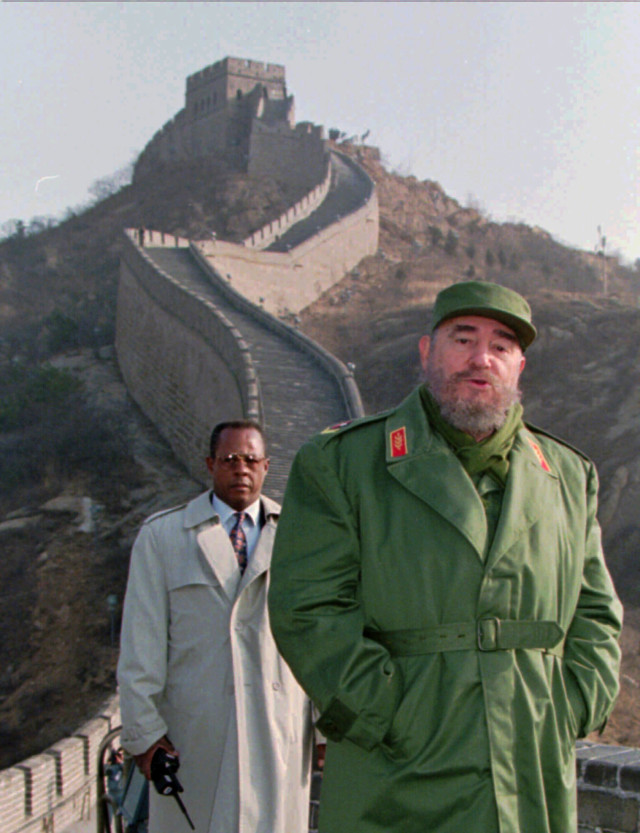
[150,748,195,830]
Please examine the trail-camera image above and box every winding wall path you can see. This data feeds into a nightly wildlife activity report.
[145,244,360,498]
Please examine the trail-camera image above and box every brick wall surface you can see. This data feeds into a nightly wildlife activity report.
[116,233,258,483]
[75,716,112,779]
[0,766,27,830]
[248,119,327,190]
[16,752,57,818]
[46,737,86,798]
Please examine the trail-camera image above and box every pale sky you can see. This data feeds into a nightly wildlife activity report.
[1,1,638,263]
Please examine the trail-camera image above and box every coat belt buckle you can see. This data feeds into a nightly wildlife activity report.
[477,617,501,651]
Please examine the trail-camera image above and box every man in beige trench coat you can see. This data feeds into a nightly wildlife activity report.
[118,420,314,833]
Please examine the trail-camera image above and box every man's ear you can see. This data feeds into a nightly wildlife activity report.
[418,335,431,373]
[205,456,215,476]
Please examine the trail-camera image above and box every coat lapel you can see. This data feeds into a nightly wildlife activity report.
[239,496,280,590]
[196,523,242,601]
[486,429,560,570]
[384,389,488,561]
[184,491,241,601]
[241,517,276,588]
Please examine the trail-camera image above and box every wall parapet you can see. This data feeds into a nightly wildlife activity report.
[243,160,331,250]
[576,740,640,832]
[0,694,119,833]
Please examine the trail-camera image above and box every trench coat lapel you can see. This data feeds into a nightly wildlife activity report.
[384,389,488,561]
[184,491,241,601]
[240,497,280,589]
[196,523,242,600]
[486,429,560,570]
[241,517,275,587]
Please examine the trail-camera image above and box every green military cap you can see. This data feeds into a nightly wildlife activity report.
[431,280,536,349]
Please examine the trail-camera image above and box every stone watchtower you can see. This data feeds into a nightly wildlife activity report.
[134,56,317,182]
[185,57,295,169]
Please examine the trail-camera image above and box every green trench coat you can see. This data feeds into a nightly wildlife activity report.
[269,387,622,833]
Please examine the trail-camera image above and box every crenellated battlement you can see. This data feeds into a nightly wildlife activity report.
[0,696,120,833]
[186,56,286,94]
[134,55,324,188]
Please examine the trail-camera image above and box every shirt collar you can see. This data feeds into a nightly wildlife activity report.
[211,493,261,527]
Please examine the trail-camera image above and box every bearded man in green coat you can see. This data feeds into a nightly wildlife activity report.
[268,281,622,833]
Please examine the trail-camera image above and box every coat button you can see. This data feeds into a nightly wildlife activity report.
[272,682,281,691]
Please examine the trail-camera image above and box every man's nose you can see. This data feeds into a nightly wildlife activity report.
[469,344,491,366]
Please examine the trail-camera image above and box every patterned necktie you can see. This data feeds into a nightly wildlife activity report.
[229,511,248,574]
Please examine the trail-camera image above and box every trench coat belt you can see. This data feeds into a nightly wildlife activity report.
[364,618,565,657]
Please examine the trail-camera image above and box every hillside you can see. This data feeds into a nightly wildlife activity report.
[1,145,640,766]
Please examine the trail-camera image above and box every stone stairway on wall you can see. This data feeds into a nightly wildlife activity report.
[144,246,353,500]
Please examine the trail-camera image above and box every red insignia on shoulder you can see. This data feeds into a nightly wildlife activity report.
[322,420,352,434]
[390,426,408,458]
[527,438,551,472]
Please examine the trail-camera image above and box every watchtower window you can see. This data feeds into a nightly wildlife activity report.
[236,89,243,100]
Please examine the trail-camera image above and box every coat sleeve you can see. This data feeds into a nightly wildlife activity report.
[117,522,171,755]
[563,464,623,736]
[268,439,403,751]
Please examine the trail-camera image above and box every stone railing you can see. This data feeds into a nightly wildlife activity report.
[577,739,640,832]
[243,159,331,250]
[0,695,120,833]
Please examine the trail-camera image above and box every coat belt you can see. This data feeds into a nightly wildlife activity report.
[364,618,565,657]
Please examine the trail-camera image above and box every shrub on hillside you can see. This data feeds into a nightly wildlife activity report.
[0,364,81,431]
[444,230,459,256]
[42,310,79,353]
[0,362,130,494]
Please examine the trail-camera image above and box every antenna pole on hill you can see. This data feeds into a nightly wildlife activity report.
[596,225,608,296]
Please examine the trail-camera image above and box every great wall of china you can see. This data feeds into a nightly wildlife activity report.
[2,56,640,833]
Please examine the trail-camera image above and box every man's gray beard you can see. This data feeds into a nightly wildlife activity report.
[425,365,522,437]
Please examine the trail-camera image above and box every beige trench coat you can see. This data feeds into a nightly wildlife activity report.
[118,491,313,833]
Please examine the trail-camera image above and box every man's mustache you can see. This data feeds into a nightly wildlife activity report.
[451,370,498,385]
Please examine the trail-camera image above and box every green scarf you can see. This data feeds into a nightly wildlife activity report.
[420,386,523,485]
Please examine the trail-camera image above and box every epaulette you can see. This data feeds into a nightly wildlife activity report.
[316,410,392,446]
[142,501,189,526]
[524,422,593,464]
